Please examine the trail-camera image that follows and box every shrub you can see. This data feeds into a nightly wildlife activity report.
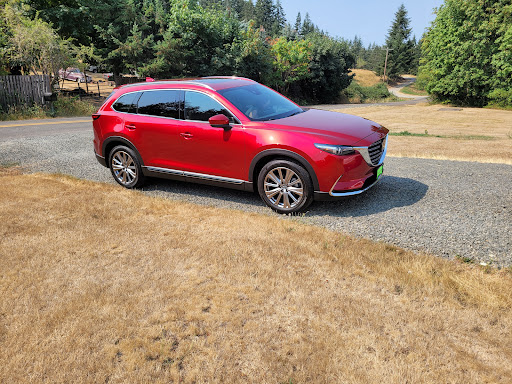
[53,96,97,116]
[487,89,512,108]
[344,81,391,103]
[0,96,96,120]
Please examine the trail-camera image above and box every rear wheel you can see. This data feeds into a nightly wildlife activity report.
[258,159,313,214]
[109,145,145,189]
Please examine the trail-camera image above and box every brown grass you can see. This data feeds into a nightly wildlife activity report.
[338,104,512,164]
[350,69,382,87]
[1,168,512,383]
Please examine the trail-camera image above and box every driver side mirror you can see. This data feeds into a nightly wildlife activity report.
[209,114,231,130]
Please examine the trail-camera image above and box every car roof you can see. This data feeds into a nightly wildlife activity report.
[117,76,257,92]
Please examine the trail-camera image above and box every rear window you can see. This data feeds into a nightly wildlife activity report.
[137,90,182,119]
[111,92,140,113]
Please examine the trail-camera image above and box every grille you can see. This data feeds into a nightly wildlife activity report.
[368,138,384,165]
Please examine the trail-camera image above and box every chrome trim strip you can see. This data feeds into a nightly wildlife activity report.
[144,166,183,176]
[328,170,384,197]
[144,166,245,185]
[185,171,244,184]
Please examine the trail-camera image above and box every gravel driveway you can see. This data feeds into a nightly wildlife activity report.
[1,118,511,266]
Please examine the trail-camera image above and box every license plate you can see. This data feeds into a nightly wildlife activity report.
[376,165,383,179]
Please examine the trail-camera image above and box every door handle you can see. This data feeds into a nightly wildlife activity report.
[125,124,136,130]
[180,132,193,139]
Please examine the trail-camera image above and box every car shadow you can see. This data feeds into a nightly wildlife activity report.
[309,175,429,217]
[141,175,428,217]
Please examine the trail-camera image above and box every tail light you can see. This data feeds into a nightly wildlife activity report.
[92,113,101,120]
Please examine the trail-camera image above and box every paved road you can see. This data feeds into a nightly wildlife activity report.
[1,118,511,266]
[387,75,429,100]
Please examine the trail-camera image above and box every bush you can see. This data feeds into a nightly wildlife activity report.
[414,68,431,91]
[52,97,97,116]
[487,89,512,108]
[344,82,391,103]
[0,96,96,120]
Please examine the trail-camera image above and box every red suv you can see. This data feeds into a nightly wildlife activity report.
[92,77,388,213]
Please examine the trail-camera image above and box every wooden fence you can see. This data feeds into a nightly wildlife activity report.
[0,75,51,112]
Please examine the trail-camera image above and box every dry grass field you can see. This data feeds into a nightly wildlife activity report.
[1,168,512,383]
[339,104,512,164]
[57,72,115,97]
[350,69,382,87]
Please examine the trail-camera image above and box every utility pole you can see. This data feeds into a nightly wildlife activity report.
[382,47,393,83]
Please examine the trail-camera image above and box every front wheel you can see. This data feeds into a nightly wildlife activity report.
[109,145,145,189]
[258,159,313,214]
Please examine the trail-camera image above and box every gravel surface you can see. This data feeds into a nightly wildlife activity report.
[1,119,511,266]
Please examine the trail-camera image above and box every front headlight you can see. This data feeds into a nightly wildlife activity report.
[314,143,356,156]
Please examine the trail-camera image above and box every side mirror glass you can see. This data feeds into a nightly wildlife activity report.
[209,114,231,130]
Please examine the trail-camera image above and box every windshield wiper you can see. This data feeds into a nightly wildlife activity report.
[287,110,305,118]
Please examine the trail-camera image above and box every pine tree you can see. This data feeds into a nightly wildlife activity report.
[255,0,274,33]
[383,4,415,80]
[271,0,285,36]
[241,0,255,21]
[301,12,315,36]
[294,12,301,35]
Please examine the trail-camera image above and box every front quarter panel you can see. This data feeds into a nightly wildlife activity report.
[245,123,344,192]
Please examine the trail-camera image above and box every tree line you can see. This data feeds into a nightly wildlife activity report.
[0,0,359,103]
[1,0,510,107]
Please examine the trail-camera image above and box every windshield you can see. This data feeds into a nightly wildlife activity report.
[218,83,303,121]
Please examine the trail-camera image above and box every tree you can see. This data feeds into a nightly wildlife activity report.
[297,33,355,103]
[382,4,416,80]
[271,0,285,36]
[143,1,241,78]
[0,1,11,74]
[4,2,74,82]
[254,0,274,33]
[421,0,512,106]
[301,12,315,36]
[268,37,311,94]
[232,20,272,82]
[294,12,301,35]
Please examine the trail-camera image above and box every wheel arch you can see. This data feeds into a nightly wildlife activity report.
[102,136,145,168]
[249,149,320,191]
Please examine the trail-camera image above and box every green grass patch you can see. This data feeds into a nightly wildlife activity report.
[390,130,495,140]
[400,85,429,96]
[344,82,400,104]
[0,96,97,121]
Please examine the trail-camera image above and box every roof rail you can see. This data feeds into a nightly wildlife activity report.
[202,76,255,82]
[120,80,215,90]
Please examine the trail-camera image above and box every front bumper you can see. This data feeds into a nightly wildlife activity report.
[313,164,384,201]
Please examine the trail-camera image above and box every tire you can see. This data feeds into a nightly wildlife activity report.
[257,159,313,214]
[109,145,145,189]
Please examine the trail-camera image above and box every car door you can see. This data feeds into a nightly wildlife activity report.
[176,90,247,181]
[122,89,184,170]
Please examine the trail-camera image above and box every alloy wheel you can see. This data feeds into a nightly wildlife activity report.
[263,166,304,209]
[111,150,137,186]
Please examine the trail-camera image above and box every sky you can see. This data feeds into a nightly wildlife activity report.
[278,0,445,45]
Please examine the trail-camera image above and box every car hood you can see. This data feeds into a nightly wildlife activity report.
[266,108,388,146]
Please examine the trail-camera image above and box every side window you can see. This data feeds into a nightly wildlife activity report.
[137,90,181,119]
[112,92,140,113]
[184,91,233,122]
